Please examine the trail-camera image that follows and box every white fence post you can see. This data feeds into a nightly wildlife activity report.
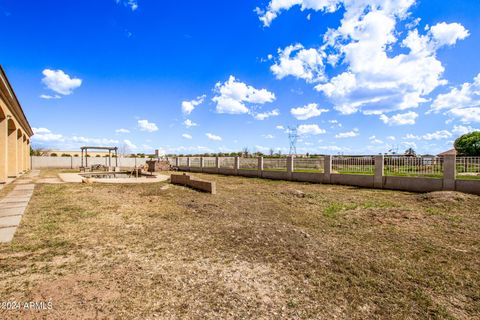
[443,154,456,191]
[258,156,263,177]
[324,155,332,183]
[234,156,240,175]
[287,155,294,180]
[374,155,384,188]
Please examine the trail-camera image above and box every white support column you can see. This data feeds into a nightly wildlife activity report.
[0,116,7,183]
[215,157,220,173]
[323,155,332,184]
[17,133,23,174]
[23,138,28,172]
[374,155,384,188]
[443,154,456,191]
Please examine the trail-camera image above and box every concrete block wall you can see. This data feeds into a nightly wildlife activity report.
[31,156,149,169]
[175,155,480,196]
[171,173,216,194]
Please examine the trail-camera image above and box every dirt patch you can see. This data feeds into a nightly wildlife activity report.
[418,191,477,203]
[0,170,479,318]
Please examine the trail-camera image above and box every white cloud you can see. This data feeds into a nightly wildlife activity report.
[71,136,119,145]
[297,124,326,136]
[317,145,345,152]
[387,136,396,141]
[276,125,285,130]
[422,130,452,141]
[39,94,61,100]
[41,69,82,95]
[182,95,206,115]
[271,44,326,83]
[369,135,383,144]
[212,75,275,114]
[183,119,197,128]
[253,109,279,120]
[403,130,453,141]
[452,125,479,135]
[33,128,51,134]
[206,133,222,141]
[182,133,193,139]
[123,139,137,150]
[429,22,470,46]
[32,127,64,142]
[402,141,417,149]
[31,128,130,149]
[138,119,158,132]
[256,0,340,27]
[263,134,275,139]
[431,73,480,123]
[116,0,138,11]
[115,128,130,133]
[290,103,328,120]
[379,111,418,126]
[335,128,359,139]
[259,1,469,116]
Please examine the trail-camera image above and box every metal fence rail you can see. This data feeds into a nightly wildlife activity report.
[456,157,480,176]
[219,157,235,169]
[239,158,258,170]
[385,156,443,176]
[263,158,287,171]
[177,157,188,166]
[294,157,324,172]
[332,156,375,174]
[203,157,217,168]
[190,157,201,167]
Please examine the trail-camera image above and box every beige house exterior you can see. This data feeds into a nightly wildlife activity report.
[0,66,34,183]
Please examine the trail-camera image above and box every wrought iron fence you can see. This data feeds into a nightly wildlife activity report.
[239,158,258,170]
[263,158,287,171]
[219,157,235,169]
[456,157,480,176]
[384,156,443,176]
[177,157,188,166]
[332,156,375,174]
[189,157,201,167]
[203,157,217,168]
[294,157,324,172]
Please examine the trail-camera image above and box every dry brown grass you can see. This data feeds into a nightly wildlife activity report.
[0,170,479,319]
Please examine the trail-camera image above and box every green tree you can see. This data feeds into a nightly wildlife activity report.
[455,132,480,156]
[404,148,416,156]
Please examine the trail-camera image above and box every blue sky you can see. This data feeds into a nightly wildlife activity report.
[1,0,480,155]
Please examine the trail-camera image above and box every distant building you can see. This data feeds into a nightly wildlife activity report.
[437,148,457,157]
[0,66,34,183]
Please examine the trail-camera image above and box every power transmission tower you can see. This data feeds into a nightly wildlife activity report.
[287,126,298,155]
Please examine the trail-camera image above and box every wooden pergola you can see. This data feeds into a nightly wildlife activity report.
[80,146,118,168]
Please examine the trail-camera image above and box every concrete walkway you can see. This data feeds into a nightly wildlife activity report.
[0,183,34,243]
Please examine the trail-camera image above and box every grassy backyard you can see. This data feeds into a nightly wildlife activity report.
[1,170,479,319]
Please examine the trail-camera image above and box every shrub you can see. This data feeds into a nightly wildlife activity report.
[50,153,58,157]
